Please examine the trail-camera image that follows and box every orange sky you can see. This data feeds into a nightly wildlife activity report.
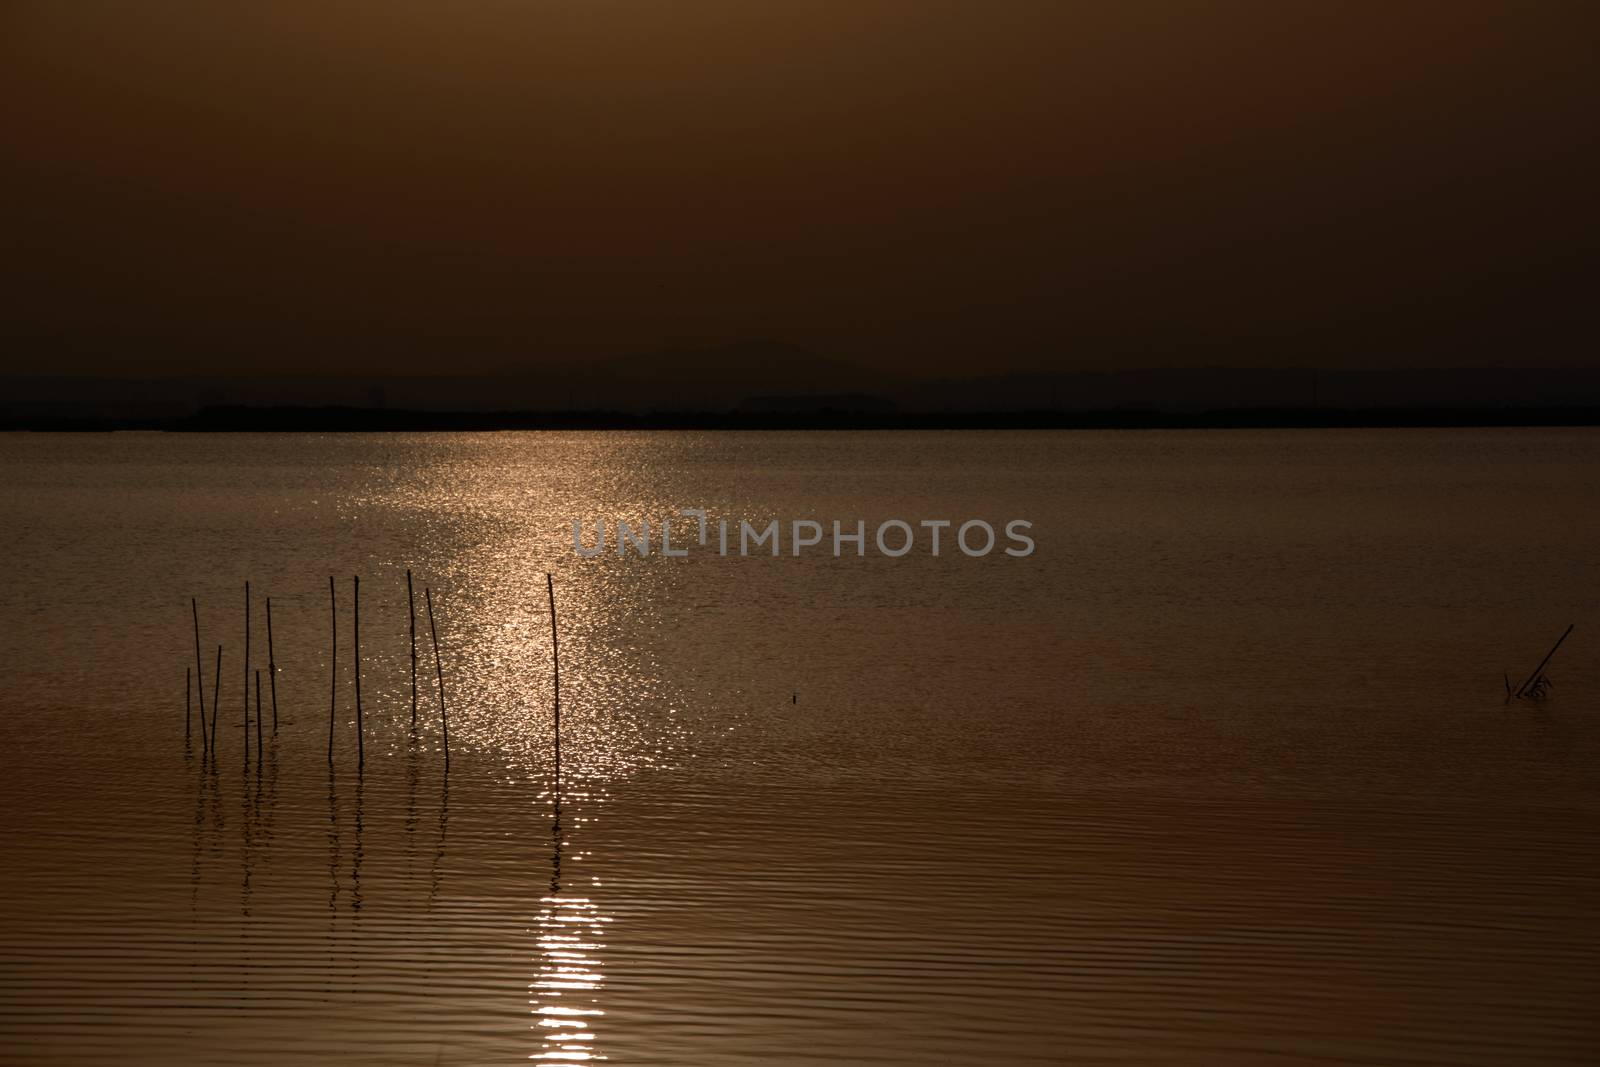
[3,2,1596,376]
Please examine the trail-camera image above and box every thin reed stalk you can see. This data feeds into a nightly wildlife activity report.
[425,586,449,769]
[547,573,560,782]
[354,575,363,770]
[1514,624,1574,699]
[328,577,336,763]
[243,582,250,766]
[211,645,222,752]
[193,599,208,756]
[266,597,278,731]
[407,570,418,729]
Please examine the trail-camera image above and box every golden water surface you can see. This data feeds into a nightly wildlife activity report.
[1,430,1596,1064]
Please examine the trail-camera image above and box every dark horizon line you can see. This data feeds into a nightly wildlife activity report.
[6,361,1598,382]
[7,404,1600,433]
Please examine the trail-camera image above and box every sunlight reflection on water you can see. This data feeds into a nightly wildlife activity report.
[1,430,1598,1065]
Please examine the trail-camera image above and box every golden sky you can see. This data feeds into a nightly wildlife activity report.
[3,2,1596,375]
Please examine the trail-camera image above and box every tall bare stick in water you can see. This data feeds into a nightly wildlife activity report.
[255,669,263,753]
[211,645,222,752]
[407,570,418,729]
[328,577,336,764]
[354,575,364,770]
[547,572,560,782]
[266,597,278,731]
[1514,624,1575,699]
[186,667,192,742]
[192,599,208,756]
[425,587,449,769]
[243,581,251,766]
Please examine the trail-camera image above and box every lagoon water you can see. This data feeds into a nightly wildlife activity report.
[1,429,1597,1065]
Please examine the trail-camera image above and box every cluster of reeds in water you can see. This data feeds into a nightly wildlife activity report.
[185,571,563,777]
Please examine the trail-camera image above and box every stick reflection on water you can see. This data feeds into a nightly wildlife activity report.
[240,765,252,918]
[427,767,447,912]
[327,766,340,914]
[406,730,419,879]
[351,773,364,914]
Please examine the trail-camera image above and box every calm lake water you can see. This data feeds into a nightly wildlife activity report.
[1,429,1597,1065]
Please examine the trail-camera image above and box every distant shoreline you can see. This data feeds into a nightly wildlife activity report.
[6,405,1600,432]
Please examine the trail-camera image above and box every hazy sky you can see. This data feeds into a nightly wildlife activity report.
[3,2,1596,377]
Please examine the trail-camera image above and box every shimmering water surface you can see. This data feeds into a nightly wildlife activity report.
[1,429,1597,1065]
